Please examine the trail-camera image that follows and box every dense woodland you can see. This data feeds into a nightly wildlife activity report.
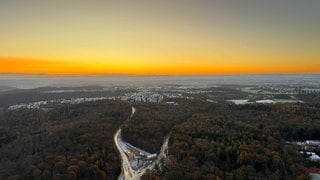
[123,97,320,179]
[0,100,131,179]
[0,87,319,179]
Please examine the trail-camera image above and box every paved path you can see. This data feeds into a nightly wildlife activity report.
[114,106,169,180]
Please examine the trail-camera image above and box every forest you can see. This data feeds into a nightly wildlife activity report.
[0,100,131,179]
[0,88,319,179]
[122,98,320,179]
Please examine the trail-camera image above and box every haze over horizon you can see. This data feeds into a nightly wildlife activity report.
[0,0,319,75]
[0,2,320,177]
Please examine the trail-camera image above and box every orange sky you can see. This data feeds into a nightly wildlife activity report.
[0,57,318,75]
[0,1,319,75]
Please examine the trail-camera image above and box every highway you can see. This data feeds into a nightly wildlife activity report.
[114,106,169,180]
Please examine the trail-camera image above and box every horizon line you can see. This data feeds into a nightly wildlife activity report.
[0,72,319,77]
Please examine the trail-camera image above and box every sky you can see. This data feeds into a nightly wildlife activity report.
[0,0,319,75]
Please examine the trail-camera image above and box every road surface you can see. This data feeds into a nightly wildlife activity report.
[114,106,169,180]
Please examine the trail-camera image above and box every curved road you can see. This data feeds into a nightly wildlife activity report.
[114,129,137,179]
[115,107,136,179]
[114,106,169,180]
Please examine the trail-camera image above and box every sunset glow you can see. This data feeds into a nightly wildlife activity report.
[0,0,319,75]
